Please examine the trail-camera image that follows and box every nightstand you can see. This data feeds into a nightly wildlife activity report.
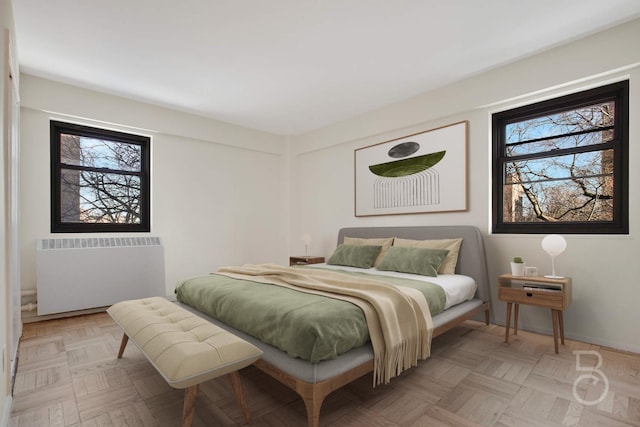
[498,274,572,353]
[289,256,325,266]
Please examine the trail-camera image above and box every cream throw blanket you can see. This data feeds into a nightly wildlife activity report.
[216,264,433,385]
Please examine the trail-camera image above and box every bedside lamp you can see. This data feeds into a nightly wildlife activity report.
[302,234,311,258]
[541,234,567,279]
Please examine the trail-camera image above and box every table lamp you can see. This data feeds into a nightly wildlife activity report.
[302,234,311,257]
[541,234,567,279]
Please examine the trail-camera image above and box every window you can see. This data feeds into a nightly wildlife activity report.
[50,121,151,233]
[492,81,628,234]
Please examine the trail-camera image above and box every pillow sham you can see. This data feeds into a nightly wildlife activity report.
[327,244,382,269]
[393,238,463,275]
[376,246,449,277]
[343,236,394,267]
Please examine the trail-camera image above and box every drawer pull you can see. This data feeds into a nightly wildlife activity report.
[526,292,533,297]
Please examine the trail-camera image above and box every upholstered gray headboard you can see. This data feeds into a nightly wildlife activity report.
[337,225,490,303]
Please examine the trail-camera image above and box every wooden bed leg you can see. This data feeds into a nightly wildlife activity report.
[484,308,490,325]
[304,399,320,427]
[228,370,252,424]
[302,395,322,427]
[182,385,199,427]
[117,333,129,358]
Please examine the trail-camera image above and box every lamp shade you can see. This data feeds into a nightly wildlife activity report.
[541,234,567,256]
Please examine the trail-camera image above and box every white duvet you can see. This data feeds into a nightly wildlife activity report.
[306,263,477,310]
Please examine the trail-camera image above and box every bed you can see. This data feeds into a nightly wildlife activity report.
[176,225,490,427]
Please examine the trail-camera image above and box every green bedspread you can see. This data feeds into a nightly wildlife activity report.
[175,267,446,363]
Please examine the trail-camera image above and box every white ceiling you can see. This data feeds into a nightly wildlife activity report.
[12,0,640,135]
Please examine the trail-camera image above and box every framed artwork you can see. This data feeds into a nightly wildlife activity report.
[355,121,467,217]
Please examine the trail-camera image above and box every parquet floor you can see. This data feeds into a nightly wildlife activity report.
[8,312,640,426]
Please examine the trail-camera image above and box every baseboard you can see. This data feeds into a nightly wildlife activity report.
[494,320,640,355]
[1,394,12,427]
[22,306,108,323]
[567,331,640,355]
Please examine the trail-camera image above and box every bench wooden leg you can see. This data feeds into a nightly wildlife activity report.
[117,333,129,358]
[181,374,250,427]
[182,385,199,427]
[229,370,252,424]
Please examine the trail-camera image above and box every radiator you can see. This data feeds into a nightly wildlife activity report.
[36,237,166,315]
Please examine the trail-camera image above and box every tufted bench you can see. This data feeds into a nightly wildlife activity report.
[107,297,263,427]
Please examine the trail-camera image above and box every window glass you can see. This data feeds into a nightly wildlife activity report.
[504,101,615,143]
[59,169,142,224]
[60,134,142,171]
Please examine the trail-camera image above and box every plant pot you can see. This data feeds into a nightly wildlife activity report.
[510,262,526,276]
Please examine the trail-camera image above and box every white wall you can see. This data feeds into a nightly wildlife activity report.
[290,19,640,354]
[0,0,18,423]
[19,75,290,302]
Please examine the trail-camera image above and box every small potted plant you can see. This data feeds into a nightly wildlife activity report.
[510,257,526,276]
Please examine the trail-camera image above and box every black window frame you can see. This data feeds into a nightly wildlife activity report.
[492,80,629,234]
[50,120,151,233]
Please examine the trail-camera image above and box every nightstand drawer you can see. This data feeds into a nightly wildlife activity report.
[498,287,565,309]
[289,256,325,266]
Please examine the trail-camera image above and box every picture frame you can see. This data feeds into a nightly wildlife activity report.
[354,121,467,217]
